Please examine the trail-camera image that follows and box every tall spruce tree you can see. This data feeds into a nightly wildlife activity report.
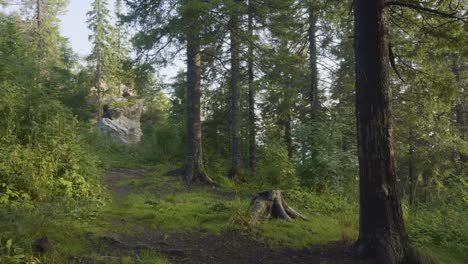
[123,0,217,184]
[87,0,116,120]
[228,0,242,179]
[247,0,256,174]
[353,1,413,262]
[114,0,129,94]
[183,0,214,184]
[19,0,69,64]
[353,0,466,261]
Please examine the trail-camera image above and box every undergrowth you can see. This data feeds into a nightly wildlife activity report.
[2,132,465,263]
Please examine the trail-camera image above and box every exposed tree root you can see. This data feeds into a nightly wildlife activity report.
[249,191,306,225]
[354,237,434,264]
[164,167,218,187]
[191,171,218,187]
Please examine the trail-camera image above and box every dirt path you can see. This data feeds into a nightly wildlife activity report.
[98,168,372,264]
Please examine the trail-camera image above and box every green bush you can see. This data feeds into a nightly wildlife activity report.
[139,121,185,163]
[252,142,298,189]
[0,83,103,206]
[296,122,358,193]
[284,189,357,215]
[407,205,468,255]
[85,129,143,168]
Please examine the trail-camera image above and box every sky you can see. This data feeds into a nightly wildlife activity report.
[59,0,95,56]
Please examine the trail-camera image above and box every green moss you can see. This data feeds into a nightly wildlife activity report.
[250,213,355,249]
[416,246,466,264]
[2,164,465,263]
[104,191,247,234]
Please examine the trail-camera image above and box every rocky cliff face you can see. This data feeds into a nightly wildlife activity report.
[97,98,144,145]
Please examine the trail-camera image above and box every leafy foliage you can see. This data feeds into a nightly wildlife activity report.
[251,142,297,189]
[0,83,103,205]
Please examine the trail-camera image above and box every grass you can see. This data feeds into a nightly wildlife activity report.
[1,160,466,263]
[99,165,360,250]
[0,202,170,264]
[104,190,248,234]
[113,166,467,263]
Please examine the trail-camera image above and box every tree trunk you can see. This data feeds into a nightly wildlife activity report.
[248,0,256,175]
[115,0,123,95]
[353,1,417,262]
[96,47,103,120]
[285,114,293,160]
[228,2,241,179]
[35,0,43,55]
[306,4,319,165]
[185,5,213,185]
[308,5,319,120]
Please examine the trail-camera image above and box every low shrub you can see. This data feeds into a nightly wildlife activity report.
[407,205,468,255]
[0,83,103,206]
[252,142,298,189]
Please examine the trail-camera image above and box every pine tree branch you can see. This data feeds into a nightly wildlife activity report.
[388,43,405,83]
[385,1,467,22]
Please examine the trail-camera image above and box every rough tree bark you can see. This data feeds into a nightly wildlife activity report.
[247,0,256,174]
[228,1,241,179]
[185,3,214,185]
[353,0,419,263]
[250,191,306,225]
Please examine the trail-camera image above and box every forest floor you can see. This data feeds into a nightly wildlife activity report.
[67,167,371,264]
[3,164,464,263]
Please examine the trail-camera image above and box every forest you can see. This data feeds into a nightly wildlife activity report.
[0,0,466,263]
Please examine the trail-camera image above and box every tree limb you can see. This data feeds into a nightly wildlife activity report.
[388,43,405,83]
[385,1,467,22]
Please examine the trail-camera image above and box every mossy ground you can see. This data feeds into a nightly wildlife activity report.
[1,164,465,263]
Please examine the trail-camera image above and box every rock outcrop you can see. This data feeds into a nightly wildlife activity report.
[97,99,144,145]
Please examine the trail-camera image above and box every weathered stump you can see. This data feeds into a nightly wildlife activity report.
[250,190,306,224]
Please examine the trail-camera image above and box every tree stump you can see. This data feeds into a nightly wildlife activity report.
[249,190,306,224]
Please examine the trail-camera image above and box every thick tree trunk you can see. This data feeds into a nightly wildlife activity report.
[228,3,241,179]
[248,0,256,174]
[353,1,417,263]
[308,6,319,120]
[250,191,306,225]
[185,8,213,185]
